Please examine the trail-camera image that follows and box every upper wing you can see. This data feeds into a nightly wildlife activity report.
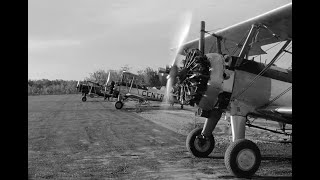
[177,3,292,56]
[122,71,145,85]
[122,71,139,79]
[86,80,102,87]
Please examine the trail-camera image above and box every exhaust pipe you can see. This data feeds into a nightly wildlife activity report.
[199,21,205,55]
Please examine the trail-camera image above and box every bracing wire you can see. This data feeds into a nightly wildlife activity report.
[263,86,292,107]
[204,29,250,56]
[231,29,251,55]
[274,44,292,64]
[233,40,291,100]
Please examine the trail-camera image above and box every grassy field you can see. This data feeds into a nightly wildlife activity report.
[28,94,292,179]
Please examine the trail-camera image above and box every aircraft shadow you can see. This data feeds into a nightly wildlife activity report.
[206,155,225,160]
[205,155,291,162]
[211,155,291,179]
[218,175,292,179]
[206,156,292,162]
[124,105,196,113]
[261,156,292,162]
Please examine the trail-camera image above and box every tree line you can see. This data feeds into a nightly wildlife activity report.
[28,79,79,95]
[28,66,167,96]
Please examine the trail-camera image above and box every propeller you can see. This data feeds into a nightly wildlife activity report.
[165,12,192,103]
[105,71,110,92]
[166,18,212,107]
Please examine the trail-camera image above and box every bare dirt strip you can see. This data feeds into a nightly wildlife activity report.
[28,94,292,179]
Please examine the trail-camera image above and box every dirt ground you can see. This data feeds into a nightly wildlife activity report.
[28,94,292,179]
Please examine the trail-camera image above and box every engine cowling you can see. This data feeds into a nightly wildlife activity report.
[170,49,225,110]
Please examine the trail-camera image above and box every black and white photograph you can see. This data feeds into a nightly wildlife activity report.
[28,0,292,179]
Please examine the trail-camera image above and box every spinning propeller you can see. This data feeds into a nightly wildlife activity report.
[165,12,192,103]
[165,16,211,107]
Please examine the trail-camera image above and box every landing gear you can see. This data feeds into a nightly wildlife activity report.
[186,128,215,157]
[115,101,124,109]
[224,139,261,178]
[181,104,184,109]
[89,94,94,98]
[82,96,87,102]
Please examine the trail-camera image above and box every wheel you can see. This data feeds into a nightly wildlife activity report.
[224,139,261,178]
[115,101,123,109]
[181,104,184,109]
[89,94,94,98]
[82,96,87,102]
[186,128,215,157]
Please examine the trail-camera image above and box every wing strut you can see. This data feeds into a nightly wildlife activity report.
[283,49,292,54]
[129,77,134,93]
[204,31,223,54]
[236,24,260,66]
[233,40,291,100]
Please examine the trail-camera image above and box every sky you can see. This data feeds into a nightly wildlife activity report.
[28,0,292,81]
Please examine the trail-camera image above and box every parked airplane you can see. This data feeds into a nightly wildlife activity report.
[166,2,292,178]
[112,71,181,109]
[76,79,113,102]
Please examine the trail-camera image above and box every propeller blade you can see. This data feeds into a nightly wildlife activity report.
[165,12,192,103]
[106,71,110,85]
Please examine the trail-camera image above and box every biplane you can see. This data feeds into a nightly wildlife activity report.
[76,80,112,102]
[166,2,292,178]
[112,71,180,110]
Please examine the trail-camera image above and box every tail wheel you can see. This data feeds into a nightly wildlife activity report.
[186,128,215,157]
[224,139,261,178]
[82,96,87,102]
[115,101,123,109]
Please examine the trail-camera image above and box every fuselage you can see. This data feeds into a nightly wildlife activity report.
[77,84,106,96]
[116,82,166,101]
[226,56,292,107]
[227,58,292,124]
[200,53,292,124]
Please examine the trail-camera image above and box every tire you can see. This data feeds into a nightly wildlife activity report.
[224,139,261,178]
[89,94,94,98]
[181,104,184,109]
[186,128,215,157]
[115,101,123,109]
[82,96,87,102]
